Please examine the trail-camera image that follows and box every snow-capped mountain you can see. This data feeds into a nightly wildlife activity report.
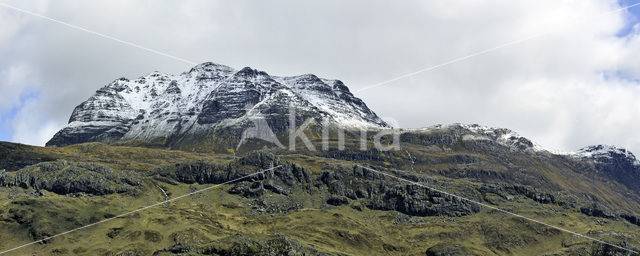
[575,144,640,192]
[46,62,388,148]
[412,123,545,152]
[576,144,640,164]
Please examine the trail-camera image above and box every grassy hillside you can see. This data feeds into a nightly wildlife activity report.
[1,128,640,255]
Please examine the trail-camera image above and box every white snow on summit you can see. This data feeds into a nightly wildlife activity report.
[47,62,388,146]
[410,123,547,152]
[575,145,640,165]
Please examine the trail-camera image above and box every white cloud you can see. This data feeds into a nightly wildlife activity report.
[11,99,61,146]
[0,64,32,111]
[0,11,17,54]
[0,0,639,153]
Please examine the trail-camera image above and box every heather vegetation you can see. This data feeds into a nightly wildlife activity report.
[1,125,640,255]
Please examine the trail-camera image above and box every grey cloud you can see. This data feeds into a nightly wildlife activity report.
[1,0,640,154]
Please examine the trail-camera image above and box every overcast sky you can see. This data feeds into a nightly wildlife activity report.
[1,0,640,153]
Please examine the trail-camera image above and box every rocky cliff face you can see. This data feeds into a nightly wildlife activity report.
[46,62,388,148]
[576,145,640,193]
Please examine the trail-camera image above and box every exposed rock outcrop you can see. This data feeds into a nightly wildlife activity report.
[317,165,481,217]
[0,160,142,195]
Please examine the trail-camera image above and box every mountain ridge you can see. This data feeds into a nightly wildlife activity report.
[41,60,640,207]
[45,61,640,164]
[46,62,389,148]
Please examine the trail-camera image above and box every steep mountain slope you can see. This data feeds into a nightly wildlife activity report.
[575,145,640,193]
[46,62,388,149]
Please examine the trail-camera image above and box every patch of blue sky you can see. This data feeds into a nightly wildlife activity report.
[601,70,640,86]
[0,91,39,143]
[618,0,640,36]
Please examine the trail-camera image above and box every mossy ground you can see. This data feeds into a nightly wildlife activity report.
[1,140,640,255]
[2,182,639,255]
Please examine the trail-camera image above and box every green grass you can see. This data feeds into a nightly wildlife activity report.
[1,135,640,255]
[3,182,637,255]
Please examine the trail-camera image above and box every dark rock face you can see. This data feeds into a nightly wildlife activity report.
[151,152,309,187]
[479,184,567,206]
[0,160,142,195]
[46,62,388,148]
[589,243,637,256]
[150,160,242,185]
[150,152,312,200]
[229,181,266,197]
[621,214,640,226]
[400,132,456,146]
[577,145,640,193]
[196,68,275,125]
[425,243,476,256]
[326,196,349,206]
[150,153,480,217]
[512,185,556,204]
[46,123,131,147]
[580,203,616,219]
[365,183,479,217]
[318,166,480,217]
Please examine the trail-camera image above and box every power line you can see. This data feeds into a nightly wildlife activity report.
[0,165,283,255]
[357,164,638,254]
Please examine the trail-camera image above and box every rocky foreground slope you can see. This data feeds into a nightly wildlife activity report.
[3,122,640,255]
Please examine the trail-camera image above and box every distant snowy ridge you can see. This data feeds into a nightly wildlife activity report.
[404,123,546,153]
[408,123,640,163]
[575,144,640,166]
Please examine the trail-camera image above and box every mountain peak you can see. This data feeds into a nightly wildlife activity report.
[576,144,640,192]
[188,62,234,72]
[235,67,269,77]
[416,123,545,152]
[46,61,388,149]
[577,144,639,165]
